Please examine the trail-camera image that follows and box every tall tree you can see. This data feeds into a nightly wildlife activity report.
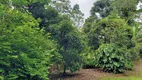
[88,14,133,50]
[50,0,72,15]
[28,2,59,30]
[71,4,84,30]
[26,0,84,74]
[50,16,84,74]
[112,0,138,25]
[90,0,112,18]
[90,0,138,22]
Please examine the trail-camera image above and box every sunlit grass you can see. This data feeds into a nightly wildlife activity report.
[103,76,141,80]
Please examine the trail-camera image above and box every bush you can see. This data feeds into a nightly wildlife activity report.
[82,48,95,68]
[0,26,57,80]
[94,44,133,73]
[0,7,58,79]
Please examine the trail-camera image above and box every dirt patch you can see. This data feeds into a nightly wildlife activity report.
[49,69,123,80]
[49,59,142,80]
[64,69,109,80]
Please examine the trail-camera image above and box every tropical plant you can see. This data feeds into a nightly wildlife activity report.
[94,44,133,73]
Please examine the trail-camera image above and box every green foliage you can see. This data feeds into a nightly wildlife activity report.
[94,44,133,73]
[11,0,50,7]
[112,0,137,19]
[111,0,138,26]
[50,0,72,15]
[56,17,84,73]
[133,29,142,57]
[88,16,133,50]
[83,15,136,73]
[82,16,96,34]
[90,0,138,26]
[1,0,142,79]
[9,26,55,80]
[81,47,95,68]
[24,0,84,74]
[0,3,58,79]
[82,0,142,74]
[71,4,84,29]
[28,0,84,73]
[91,0,112,18]
[28,2,60,30]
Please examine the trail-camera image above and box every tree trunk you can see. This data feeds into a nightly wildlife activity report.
[63,64,66,76]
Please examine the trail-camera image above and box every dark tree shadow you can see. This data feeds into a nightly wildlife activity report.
[49,72,81,80]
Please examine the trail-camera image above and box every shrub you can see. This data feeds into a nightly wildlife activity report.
[0,26,56,80]
[94,44,133,73]
[0,6,58,79]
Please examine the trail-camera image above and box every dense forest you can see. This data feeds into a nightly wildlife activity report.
[0,0,142,80]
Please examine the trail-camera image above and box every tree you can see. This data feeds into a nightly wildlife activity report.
[83,16,97,34]
[90,0,112,18]
[85,15,135,73]
[53,16,84,74]
[112,0,137,19]
[28,2,59,30]
[82,0,142,74]
[112,0,138,26]
[50,0,84,30]
[90,0,138,25]
[50,0,72,15]
[88,15,133,50]
[26,0,84,74]
[0,2,57,80]
[71,4,84,30]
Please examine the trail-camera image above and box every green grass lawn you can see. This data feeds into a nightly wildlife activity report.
[103,76,141,80]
